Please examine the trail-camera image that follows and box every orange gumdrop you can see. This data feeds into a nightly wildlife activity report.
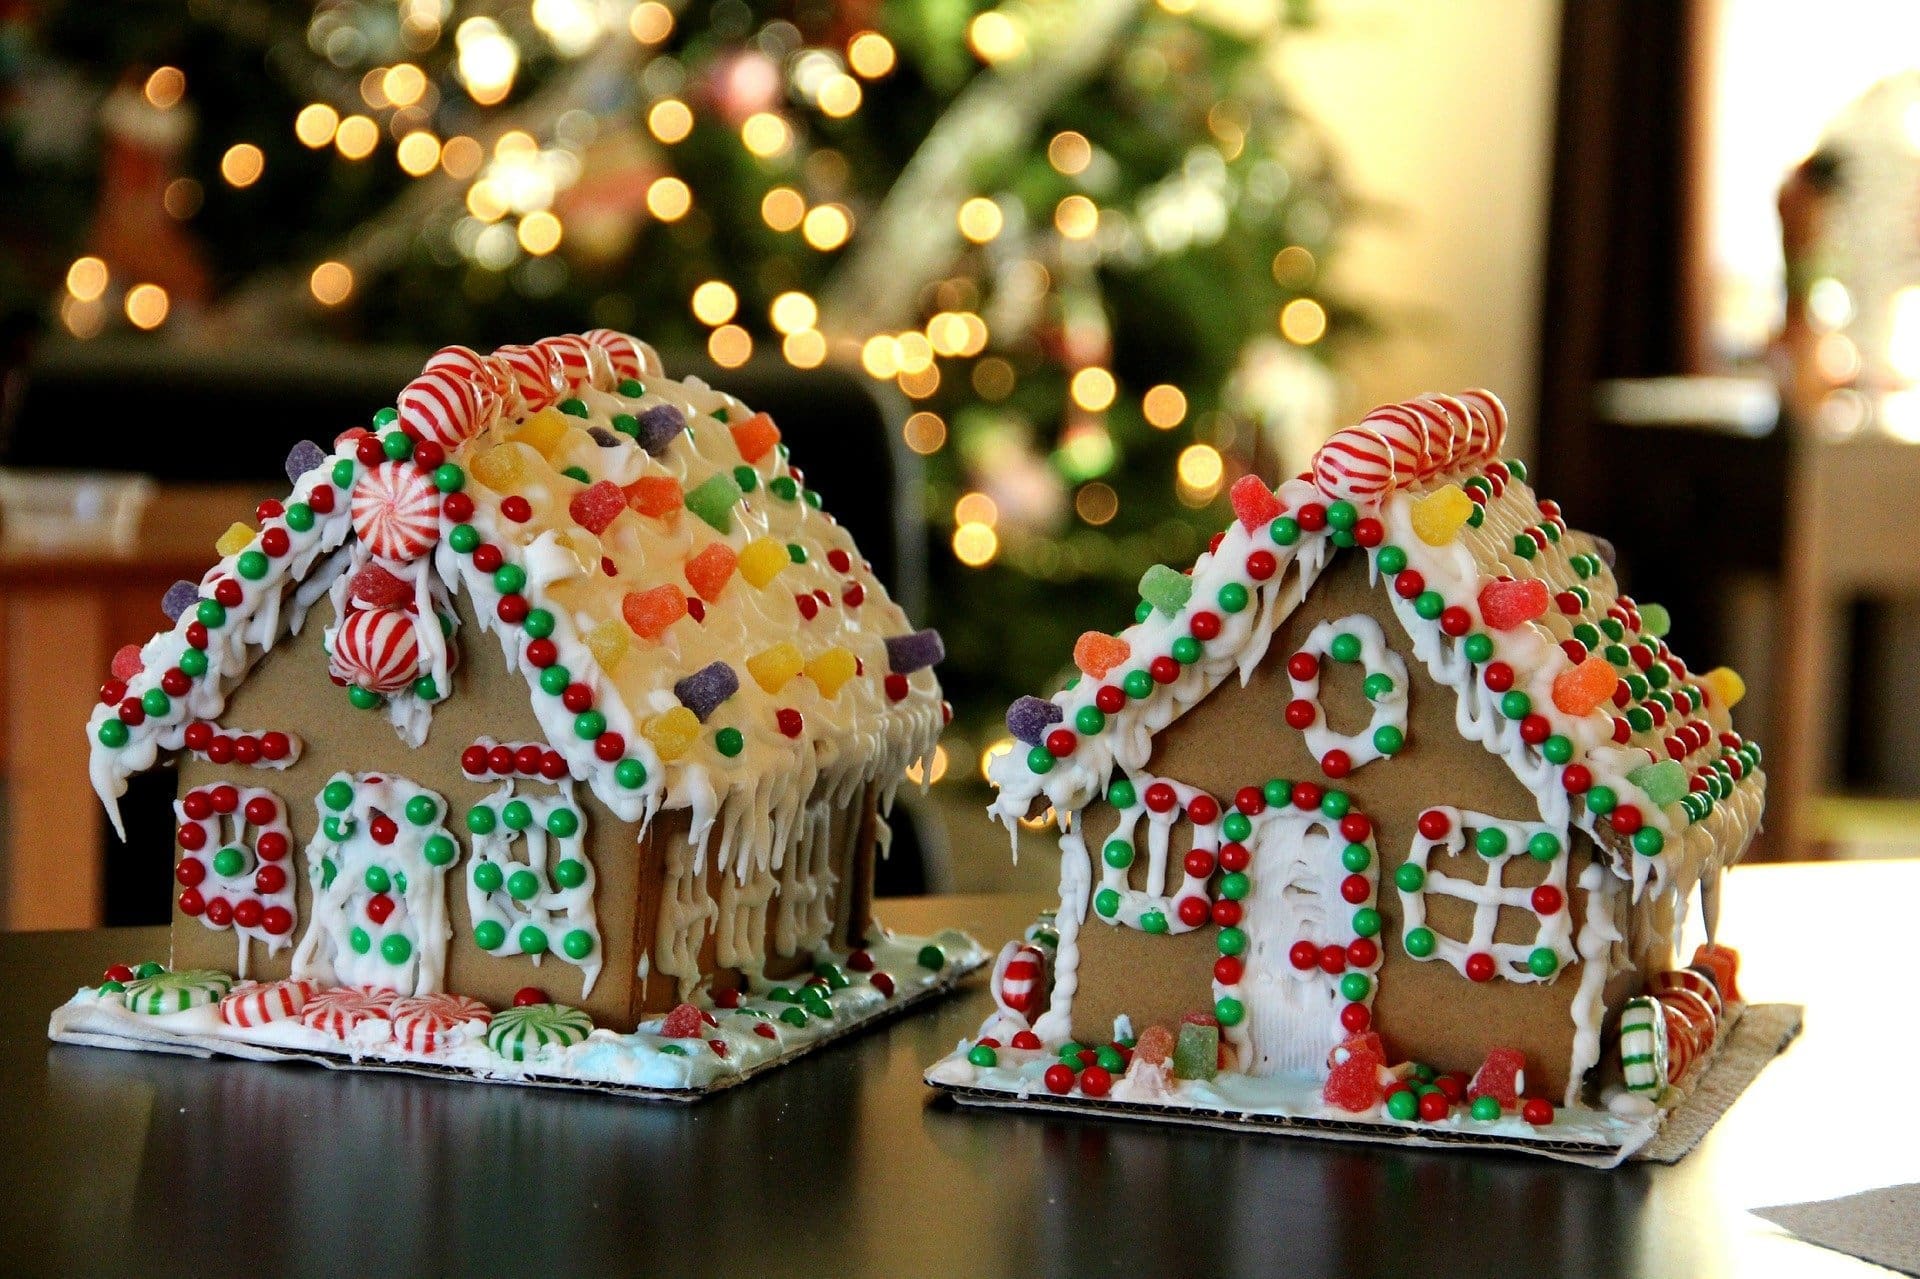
[624,476,683,519]
[1552,655,1618,716]
[1073,631,1131,680]
[622,584,688,641]
[684,542,738,603]
[728,411,781,464]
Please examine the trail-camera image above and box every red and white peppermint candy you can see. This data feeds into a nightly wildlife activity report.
[1312,389,1514,506]
[300,985,398,1039]
[399,363,495,450]
[390,993,492,1055]
[220,977,317,1028]
[1313,423,1402,504]
[351,460,441,561]
[493,342,566,411]
[995,942,1050,1018]
[1459,387,1508,459]
[331,607,423,693]
[536,333,599,390]
[580,328,654,382]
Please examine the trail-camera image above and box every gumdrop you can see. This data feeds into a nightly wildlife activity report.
[634,404,687,455]
[470,443,527,492]
[746,643,803,694]
[1138,564,1193,617]
[661,1002,704,1038]
[684,542,738,602]
[110,644,144,681]
[624,476,683,519]
[737,538,788,588]
[162,580,200,622]
[1701,666,1745,710]
[215,522,254,557]
[285,440,328,484]
[511,408,571,456]
[805,647,858,698]
[1552,655,1618,716]
[674,661,739,722]
[685,473,741,533]
[1477,578,1549,630]
[1322,1034,1387,1112]
[1005,695,1063,746]
[1073,631,1131,679]
[1133,1025,1175,1066]
[348,563,413,610]
[585,619,630,672]
[1229,474,1282,531]
[884,629,945,674]
[1467,1046,1526,1109]
[622,584,688,641]
[588,426,623,448]
[729,411,781,463]
[1638,602,1671,638]
[1628,759,1689,807]
[1410,484,1475,546]
[1172,1021,1219,1081]
[643,706,701,761]
[1690,943,1741,1002]
[570,481,626,535]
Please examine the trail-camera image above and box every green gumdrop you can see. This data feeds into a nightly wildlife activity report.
[1137,563,1193,617]
[684,473,742,533]
[1638,602,1671,638]
[1172,1022,1219,1081]
[1628,759,1689,808]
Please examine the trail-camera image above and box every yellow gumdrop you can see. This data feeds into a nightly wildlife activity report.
[471,443,527,492]
[1702,666,1746,711]
[585,619,630,673]
[215,521,254,556]
[746,642,804,693]
[737,538,789,589]
[804,647,858,698]
[643,706,701,761]
[1410,484,1475,547]
[511,408,571,456]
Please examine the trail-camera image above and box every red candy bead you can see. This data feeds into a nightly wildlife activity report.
[827,549,852,574]
[497,594,529,625]
[1340,1002,1372,1033]
[260,731,291,761]
[1347,938,1378,968]
[183,721,213,752]
[562,683,595,713]
[1417,809,1451,840]
[1522,1098,1555,1126]
[1095,684,1126,713]
[411,440,444,471]
[1561,764,1593,793]
[178,888,205,917]
[1287,651,1320,681]
[233,736,260,765]
[262,905,294,935]
[1178,896,1211,928]
[205,897,233,927]
[1214,956,1243,984]
[365,893,394,925]
[1439,606,1472,637]
[1184,849,1216,878]
[870,972,896,997]
[1560,639,1590,665]
[1189,611,1221,641]
[1519,714,1551,745]
[1319,945,1347,975]
[776,708,804,738]
[1465,953,1496,982]
[118,698,146,728]
[307,485,335,515]
[214,579,243,607]
[1186,794,1220,825]
[594,732,625,762]
[177,823,206,852]
[1321,749,1351,779]
[1393,569,1425,599]
[1245,550,1277,581]
[210,785,239,814]
[207,737,234,765]
[161,668,191,696]
[1045,728,1077,758]
[182,790,212,821]
[1297,503,1327,531]
[1339,874,1370,904]
[1011,1030,1042,1050]
[461,745,489,775]
[256,865,287,895]
[1292,781,1323,810]
[356,436,385,466]
[369,814,398,845]
[262,527,291,558]
[104,964,135,984]
[1340,813,1372,842]
[1609,805,1643,835]
[1149,656,1181,684]
[1218,842,1249,872]
[1078,1065,1113,1098]
[1354,517,1384,547]
[884,672,909,702]
[1144,782,1176,812]
[514,744,543,774]
[1044,1063,1076,1095]
[513,987,546,1007]
[525,638,558,668]
[1531,884,1564,915]
[232,899,263,929]
[1211,900,1242,927]
[175,857,205,886]
[100,678,127,707]
[1289,940,1319,970]
[442,492,473,522]
[539,751,568,780]
[256,832,288,861]
[186,622,209,649]
[472,544,503,573]
[500,496,533,523]
[1285,698,1317,729]
[1235,786,1266,815]
[244,796,277,826]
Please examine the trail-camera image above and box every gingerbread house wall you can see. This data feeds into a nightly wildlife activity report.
[1061,551,1628,1098]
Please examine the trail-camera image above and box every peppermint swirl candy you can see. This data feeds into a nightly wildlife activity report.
[579,329,655,382]
[390,993,492,1055]
[398,358,496,450]
[219,977,316,1028]
[486,1003,592,1063]
[492,342,567,412]
[123,968,234,1015]
[330,607,423,694]
[349,460,442,562]
[299,985,398,1039]
[534,333,599,390]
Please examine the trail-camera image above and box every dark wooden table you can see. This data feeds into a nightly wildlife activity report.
[3,868,1907,1277]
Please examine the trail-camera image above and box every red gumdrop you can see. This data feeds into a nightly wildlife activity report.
[1229,474,1282,531]
[684,542,738,603]
[661,1002,705,1038]
[1134,1025,1175,1065]
[1322,1036,1385,1112]
[1477,578,1550,630]
[111,644,144,681]
[348,563,414,609]
[569,480,627,535]
[1468,1046,1527,1109]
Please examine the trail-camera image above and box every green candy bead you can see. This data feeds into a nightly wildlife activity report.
[1474,827,1509,858]
[349,927,371,955]
[1075,705,1106,735]
[423,835,456,866]
[1096,1045,1126,1072]
[1463,633,1494,664]
[1499,690,1532,720]
[236,550,268,581]
[1216,926,1246,956]
[1094,888,1121,918]
[507,869,540,900]
[284,503,314,532]
[448,524,479,553]
[1352,907,1382,937]
[615,758,647,788]
[1541,735,1574,765]
[1326,500,1357,531]
[575,710,606,740]
[1215,997,1245,1027]
[732,465,758,493]
[1633,826,1665,856]
[1263,778,1291,807]
[779,1006,809,1028]
[1528,832,1561,861]
[1218,582,1249,613]
[319,857,338,887]
[493,563,526,594]
[539,665,570,695]
[1027,746,1054,774]
[1586,785,1617,815]
[1219,872,1249,901]
[1141,910,1168,934]
[178,647,208,677]
[518,925,548,955]
[1528,947,1559,977]
[1320,789,1350,819]
[475,920,506,949]
[467,806,497,835]
[1103,839,1134,869]
[212,847,246,877]
[97,718,129,748]
[546,807,580,838]
[332,459,356,488]
[381,934,412,965]
[1270,517,1300,546]
[559,398,589,418]
[1362,672,1394,700]
[769,475,798,501]
[1135,600,1153,623]
[141,688,171,718]
[1405,927,1436,958]
[1388,1090,1420,1121]
[968,1043,998,1068]
[1376,544,1407,574]
[1223,812,1252,842]
[196,599,226,628]
[433,463,465,492]
[363,865,390,894]
[1059,1041,1085,1062]
[1329,632,1363,663]
[786,543,806,563]
[1108,778,1137,809]
[348,685,383,710]
[472,861,503,893]
[1123,669,1154,699]
[1373,724,1405,755]
[411,676,439,702]
[715,727,745,757]
[1395,863,1425,892]
[618,378,645,397]
[405,795,438,826]
[523,609,555,639]
[552,858,586,889]
[917,944,947,970]
[1170,636,1201,665]
[323,818,353,842]
[323,780,354,811]
[1471,1095,1503,1121]
[502,800,532,831]
[1342,842,1371,873]
[803,488,822,509]
[1414,591,1444,621]
[1339,972,1371,1001]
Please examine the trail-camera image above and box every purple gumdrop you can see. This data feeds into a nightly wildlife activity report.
[635,404,687,455]
[1006,695,1063,746]
[884,628,945,674]
[588,427,623,448]
[673,661,740,722]
[284,440,328,484]
[1591,535,1617,569]
[161,580,200,622]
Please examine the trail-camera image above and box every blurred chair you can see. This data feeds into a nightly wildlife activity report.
[0,337,937,928]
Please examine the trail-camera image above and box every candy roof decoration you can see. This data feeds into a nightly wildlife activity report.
[88,330,948,870]
[988,389,1764,905]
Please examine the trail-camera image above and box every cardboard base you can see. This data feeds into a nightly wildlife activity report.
[926,1001,1803,1169]
[52,926,985,1102]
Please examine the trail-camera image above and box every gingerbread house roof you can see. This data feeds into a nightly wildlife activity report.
[88,331,946,868]
[987,391,1763,902]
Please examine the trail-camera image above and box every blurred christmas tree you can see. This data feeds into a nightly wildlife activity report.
[2,0,1355,745]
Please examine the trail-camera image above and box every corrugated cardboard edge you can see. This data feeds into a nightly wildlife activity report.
[926,1001,1804,1169]
[51,944,985,1104]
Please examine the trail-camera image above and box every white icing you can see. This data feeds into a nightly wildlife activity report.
[1565,861,1624,1105]
[174,784,296,977]
[1395,806,1575,982]
[465,781,603,996]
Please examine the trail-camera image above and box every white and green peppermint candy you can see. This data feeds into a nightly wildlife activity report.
[486,1003,592,1062]
[122,969,234,1015]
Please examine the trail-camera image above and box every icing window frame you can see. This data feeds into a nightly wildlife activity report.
[1393,806,1576,984]
[1284,613,1410,777]
[465,780,603,995]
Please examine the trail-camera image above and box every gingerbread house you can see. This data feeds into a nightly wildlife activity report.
[53,331,981,1093]
[932,390,1762,1155]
